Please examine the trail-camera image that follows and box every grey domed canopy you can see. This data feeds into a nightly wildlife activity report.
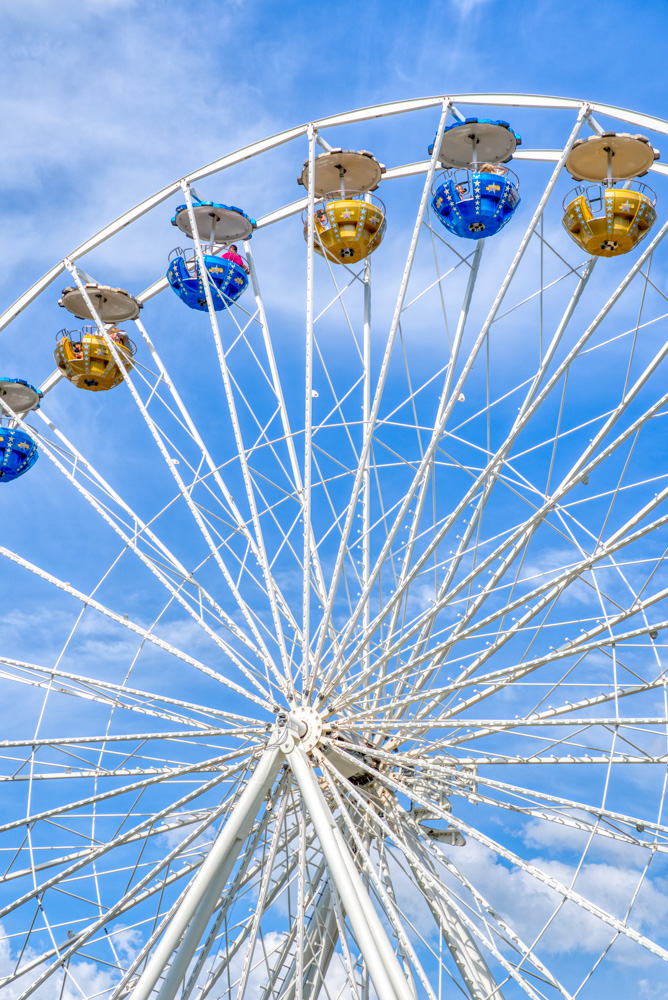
[430,118,521,169]
[0,378,42,414]
[565,132,660,182]
[172,202,256,242]
[298,149,386,196]
[59,284,142,323]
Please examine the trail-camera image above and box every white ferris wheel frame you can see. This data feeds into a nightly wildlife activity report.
[2,93,668,1000]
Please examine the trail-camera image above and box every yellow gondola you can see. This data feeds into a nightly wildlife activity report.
[305,194,386,264]
[299,148,387,265]
[562,132,659,257]
[563,183,656,257]
[54,325,136,392]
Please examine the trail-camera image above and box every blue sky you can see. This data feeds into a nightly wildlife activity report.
[3,2,668,1000]
[1,0,667,293]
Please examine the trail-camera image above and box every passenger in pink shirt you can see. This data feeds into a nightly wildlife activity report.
[222,244,250,273]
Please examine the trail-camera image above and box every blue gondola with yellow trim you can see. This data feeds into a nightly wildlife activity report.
[168,197,255,311]
[431,165,520,240]
[429,117,521,240]
[0,378,42,482]
[0,426,38,482]
[167,248,249,311]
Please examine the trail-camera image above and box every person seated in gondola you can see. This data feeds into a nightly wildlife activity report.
[479,162,506,176]
[222,244,250,274]
[109,327,127,346]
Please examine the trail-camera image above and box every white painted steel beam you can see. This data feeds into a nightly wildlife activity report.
[337,766,557,1000]
[5,764,251,997]
[302,126,317,690]
[337,219,668,722]
[286,741,414,1000]
[378,765,668,965]
[192,832,323,1000]
[387,805,567,1000]
[0,546,262,710]
[64,261,282,701]
[394,828,502,1000]
[181,183,295,697]
[126,746,282,1000]
[264,880,339,1000]
[244,243,332,648]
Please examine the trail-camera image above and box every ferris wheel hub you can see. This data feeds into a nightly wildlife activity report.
[289,705,323,751]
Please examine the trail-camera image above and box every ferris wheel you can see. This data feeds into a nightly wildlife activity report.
[2,92,668,1000]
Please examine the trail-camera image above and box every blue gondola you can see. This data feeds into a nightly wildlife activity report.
[166,250,249,312]
[0,427,38,482]
[429,117,521,240]
[0,378,41,483]
[431,165,520,240]
[168,197,255,311]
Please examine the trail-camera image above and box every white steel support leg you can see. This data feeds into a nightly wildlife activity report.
[176,775,288,1000]
[397,824,502,1000]
[286,742,414,1000]
[333,824,417,1000]
[126,747,282,1000]
[194,846,324,1000]
[256,857,329,1000]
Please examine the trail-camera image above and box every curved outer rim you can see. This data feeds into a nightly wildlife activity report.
[3,92,668,336]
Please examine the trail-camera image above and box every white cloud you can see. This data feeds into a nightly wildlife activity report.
[521,816,651,866]
[639,979,668,1000]
[0,4,279,298]
[0,922,118,999]
[451,0,493,15]
[451,836,668,966]
[157,811,215,857]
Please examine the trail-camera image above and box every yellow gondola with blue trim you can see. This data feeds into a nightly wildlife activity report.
[306,194,386,264]
[562,132,660,257]
[54,326,136,391]
[299,149,387,264]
